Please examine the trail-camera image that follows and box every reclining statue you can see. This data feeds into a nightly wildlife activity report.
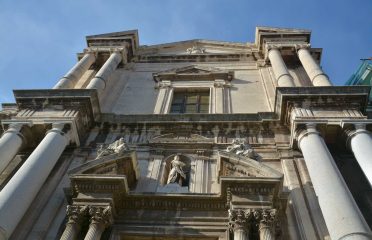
[96,137,129,159]
[225,138,259,160]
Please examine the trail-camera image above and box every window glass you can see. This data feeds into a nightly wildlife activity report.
[170,90,209,113]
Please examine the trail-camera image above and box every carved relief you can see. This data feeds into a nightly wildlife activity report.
[222,161,253,177]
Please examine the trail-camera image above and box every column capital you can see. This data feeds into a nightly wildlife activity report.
[295,43,311,51]
[345,123,371,149]
[295,123,321,147]
[228,209,253,232]
[66,205,88,225]
[83,49,98,57]
[253,208,278,229]
[88,206,113,227]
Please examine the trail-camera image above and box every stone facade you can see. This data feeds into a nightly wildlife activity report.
[0,27,371,240]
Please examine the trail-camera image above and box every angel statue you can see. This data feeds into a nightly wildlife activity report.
[167,155,187,185]
[96,137,128,159]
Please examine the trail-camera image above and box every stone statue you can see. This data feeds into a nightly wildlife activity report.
[186,46,206,54]
[167,155,187,185]
[225,138,259,160]
[96,137,128,159]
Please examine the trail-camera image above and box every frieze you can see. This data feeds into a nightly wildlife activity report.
[121,197,226,210]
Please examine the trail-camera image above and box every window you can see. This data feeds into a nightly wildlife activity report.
[170,90,209,113]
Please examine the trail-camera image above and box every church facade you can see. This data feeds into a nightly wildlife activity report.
[0,27,371,240]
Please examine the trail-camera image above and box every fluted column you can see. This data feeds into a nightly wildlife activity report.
[54,52,96,89]
[297,47,332,86]
[254,209,277,240]
[229,209,251,240]
[267,47,295,87]
[84,206,112,240]
[346,123,372,188]
[0,123,70,240]
[86,51,122,94]
[297,123,372,240]
[60,205,88,240]
[0,123,26,174]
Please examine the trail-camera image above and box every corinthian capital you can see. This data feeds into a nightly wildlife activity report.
[88,206,113,226]
[228,209,253,231]
[253,208,278,227]
[66,205,88,224]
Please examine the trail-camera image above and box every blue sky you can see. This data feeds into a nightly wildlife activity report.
[0,0,371,105]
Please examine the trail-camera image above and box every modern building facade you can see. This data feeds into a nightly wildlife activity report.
[0,27,372,240]
[346,59,372,116]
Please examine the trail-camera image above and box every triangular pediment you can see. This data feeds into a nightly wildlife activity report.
[69,151,140,193]
[218,151,283,178]
[139,39,253,56]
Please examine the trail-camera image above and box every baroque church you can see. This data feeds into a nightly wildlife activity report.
[0,27,372,240]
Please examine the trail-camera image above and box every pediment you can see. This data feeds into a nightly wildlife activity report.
[69,151,140,194]
[153,65,233,82]
[139,39,253,56]
[218,151,283,179]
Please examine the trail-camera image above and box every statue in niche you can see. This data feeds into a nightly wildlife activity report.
[96,137,129,159]
[167,155,187,185]
[225,138,259,160]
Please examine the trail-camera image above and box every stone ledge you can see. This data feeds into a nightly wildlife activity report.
[101,112,276,123]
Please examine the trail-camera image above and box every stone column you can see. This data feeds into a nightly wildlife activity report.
[0,123,70,240]
[60,205,88,240]
[267,47,295,87]
[346,123,372,188]
[54,52,96,89]
[254,209,277,240]
[0,123,25,174]
[297,123,372,240]
[86,51,122,94]
[228,209,251,240]
[84,206,112,240]
[297,47,332,86]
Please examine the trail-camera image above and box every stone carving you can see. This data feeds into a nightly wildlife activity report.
[96,137,128,159]
[88,206,113,226]
[225,138,259,160]
[167,155,187,185]
[186,46,206,54]
[228,209,253,231]
[66,205,88,224]
[229,208,278,235]
[254,209,277,225]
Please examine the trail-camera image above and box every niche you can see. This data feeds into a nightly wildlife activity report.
[160,154,191,187]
